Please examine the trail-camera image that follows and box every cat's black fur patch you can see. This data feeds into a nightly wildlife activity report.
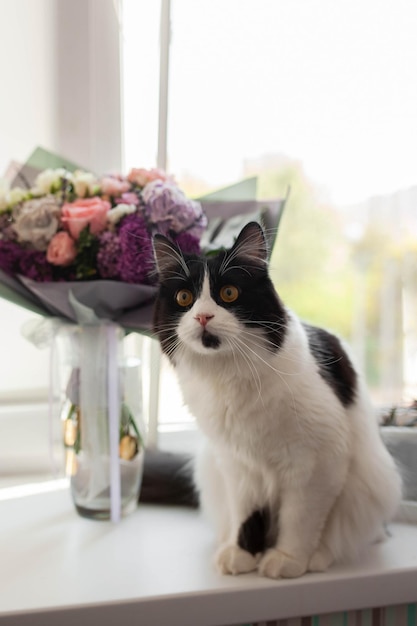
[237,507,273,555]
[201,329,220,348]
[304,324,357,407]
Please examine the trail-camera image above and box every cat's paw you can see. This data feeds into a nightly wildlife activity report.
[308,544,334,572]
[215,544,259,575]
[258,548,307,579]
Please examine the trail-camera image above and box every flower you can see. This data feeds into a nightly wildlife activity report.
[32,168,71,195]
[6,187,28,208]
[47,231,77,266]
[0,212,16,241]
[172,231,201,255]
[61,197,111,240]
[99,174,131,197]
[96,231,122,279]
[142,179,207,237]
[118,213,154,284]
[0,240,22,274]
[127,167,172,187]
[12,196,61,251]
[0,176,28,209]
[0,161,206,285]
[117,191,140,206]
[107,203,137,226]
[72,170,99,198]
[19,248,55,281]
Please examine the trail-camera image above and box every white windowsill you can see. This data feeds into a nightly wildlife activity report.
[0,486,416,626]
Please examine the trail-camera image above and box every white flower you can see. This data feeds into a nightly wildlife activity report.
[32,168,71,195]
[12,196,61,250]
[73,170,98,198]
[0,179,27,210]
[7,186,28,207]
[107,203,137,225]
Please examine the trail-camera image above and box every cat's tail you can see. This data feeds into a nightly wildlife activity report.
[138,449,199,508]
[310,444,402,571]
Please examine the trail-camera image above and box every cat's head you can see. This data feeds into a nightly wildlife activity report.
[152,222,287,361]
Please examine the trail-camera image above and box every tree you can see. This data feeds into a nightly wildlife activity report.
[257,160,354,338]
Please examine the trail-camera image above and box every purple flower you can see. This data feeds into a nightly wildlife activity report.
[116,191,141,206]
[0,240,22,275]
[141,180,206,237]
[187,210,208,239]
[117,213,153,284]
[97,231,122,279]
[0,239,56,281]
[19,249,55,282]
[172,232,201,256]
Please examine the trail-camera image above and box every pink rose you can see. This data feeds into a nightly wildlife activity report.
[127,167,174,187]
[99,175,131,196]
[61,197,111,240]
[47,231,77,266]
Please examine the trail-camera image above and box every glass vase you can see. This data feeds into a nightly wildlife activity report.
[59,323,146,520]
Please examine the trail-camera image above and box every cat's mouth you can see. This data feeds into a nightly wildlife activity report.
[201,329,221,349]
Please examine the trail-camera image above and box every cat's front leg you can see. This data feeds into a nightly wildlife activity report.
[213,464,266,575]
[258,484,337,579]
[215,504,265,575]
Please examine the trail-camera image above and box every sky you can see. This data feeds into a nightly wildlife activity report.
[123,0,417,206]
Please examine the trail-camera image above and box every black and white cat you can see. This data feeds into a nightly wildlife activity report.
[152,221,402,579]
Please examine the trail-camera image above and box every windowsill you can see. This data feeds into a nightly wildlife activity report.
[0,487,416,626]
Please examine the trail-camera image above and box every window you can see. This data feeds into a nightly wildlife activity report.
[2,1,417,491]
[123,0,417,409]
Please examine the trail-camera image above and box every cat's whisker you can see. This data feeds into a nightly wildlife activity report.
[219,246,265,276]
[242,319,335,362]
[235,334,301,379]
[234,334,302,428]
[227,337,264,402]
[164,339,183,360]
[221,264,252,277]
[218,229,267,275]
[225,337,244,378]
[242,331,302,368]
[162,338,180,355]
[248,319,288,330]
[155,322,183,332]
[244,327,346,371]
[239,328,308,368]
[156,328,183,358]
[162,272,189,282]
[155,239,191,277]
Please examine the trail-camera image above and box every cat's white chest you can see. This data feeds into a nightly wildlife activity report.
[175,354,290,454]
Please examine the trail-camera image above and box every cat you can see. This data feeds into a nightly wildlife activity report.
[152,221,402,579]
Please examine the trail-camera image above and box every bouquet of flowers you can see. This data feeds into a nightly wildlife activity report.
[0,152,206,331]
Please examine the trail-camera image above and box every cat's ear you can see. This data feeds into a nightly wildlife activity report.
[153,235,190,279]
[231,221,268,264]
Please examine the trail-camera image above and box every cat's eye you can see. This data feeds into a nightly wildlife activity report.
[176,289,194,307]
[220,285,239,303]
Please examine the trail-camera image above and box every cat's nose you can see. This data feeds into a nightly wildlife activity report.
[194,313,214,327]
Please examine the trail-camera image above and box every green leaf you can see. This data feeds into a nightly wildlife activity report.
[74,225,99,280]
